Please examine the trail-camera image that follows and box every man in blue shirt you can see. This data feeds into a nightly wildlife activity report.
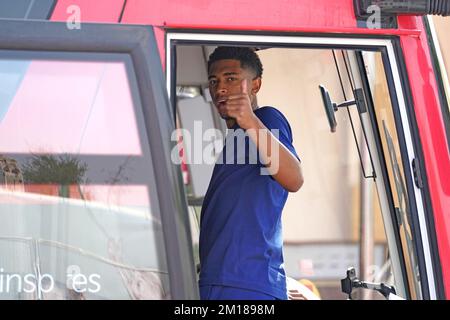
[199,47,304,300]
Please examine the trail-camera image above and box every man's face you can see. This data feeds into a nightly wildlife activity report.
[208,59,259,119]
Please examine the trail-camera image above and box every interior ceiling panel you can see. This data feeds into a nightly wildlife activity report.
[177,46,209,86]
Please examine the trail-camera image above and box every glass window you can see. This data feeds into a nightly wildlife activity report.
[362,51,422,299]
[258,48,396,300]
[0,51,170,299]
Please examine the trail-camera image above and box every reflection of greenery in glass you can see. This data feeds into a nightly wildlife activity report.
[22,154,87,184]
[22,154,87,197]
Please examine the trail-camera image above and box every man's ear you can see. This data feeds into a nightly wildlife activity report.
[251,77,262,95]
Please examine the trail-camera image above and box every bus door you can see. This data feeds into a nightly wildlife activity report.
[170,32,442,300]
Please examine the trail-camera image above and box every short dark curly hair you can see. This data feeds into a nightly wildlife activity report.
[208,46,263,78]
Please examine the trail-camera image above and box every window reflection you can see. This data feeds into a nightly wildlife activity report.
[0,52,169,300]
[0,58,142,155]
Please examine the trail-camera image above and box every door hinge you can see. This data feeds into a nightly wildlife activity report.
[411,158,423,189]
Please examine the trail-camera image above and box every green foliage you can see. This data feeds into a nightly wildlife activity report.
[22,154,87,185]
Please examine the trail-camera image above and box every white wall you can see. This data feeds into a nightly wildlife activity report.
[256,48,362,242]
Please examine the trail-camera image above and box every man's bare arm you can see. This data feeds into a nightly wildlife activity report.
[220,79,304,192]
[246,118,304,192]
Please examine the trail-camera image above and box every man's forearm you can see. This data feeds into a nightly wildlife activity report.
[246,118,304,192]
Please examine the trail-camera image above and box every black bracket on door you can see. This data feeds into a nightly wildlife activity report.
[335,88,367,114]
[341,267,398,300]
[319,85,376,180]
[411,158,424,189]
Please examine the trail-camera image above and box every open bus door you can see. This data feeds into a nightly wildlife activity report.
[170,35,444,300]
[166,18,449,301]
[0,0,449,300]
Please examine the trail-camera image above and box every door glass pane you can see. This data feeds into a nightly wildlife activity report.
[362,51,422,299]
[258,48,396,300]
[0,51,170,299]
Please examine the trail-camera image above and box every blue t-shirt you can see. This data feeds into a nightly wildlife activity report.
[199,106,300,299]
